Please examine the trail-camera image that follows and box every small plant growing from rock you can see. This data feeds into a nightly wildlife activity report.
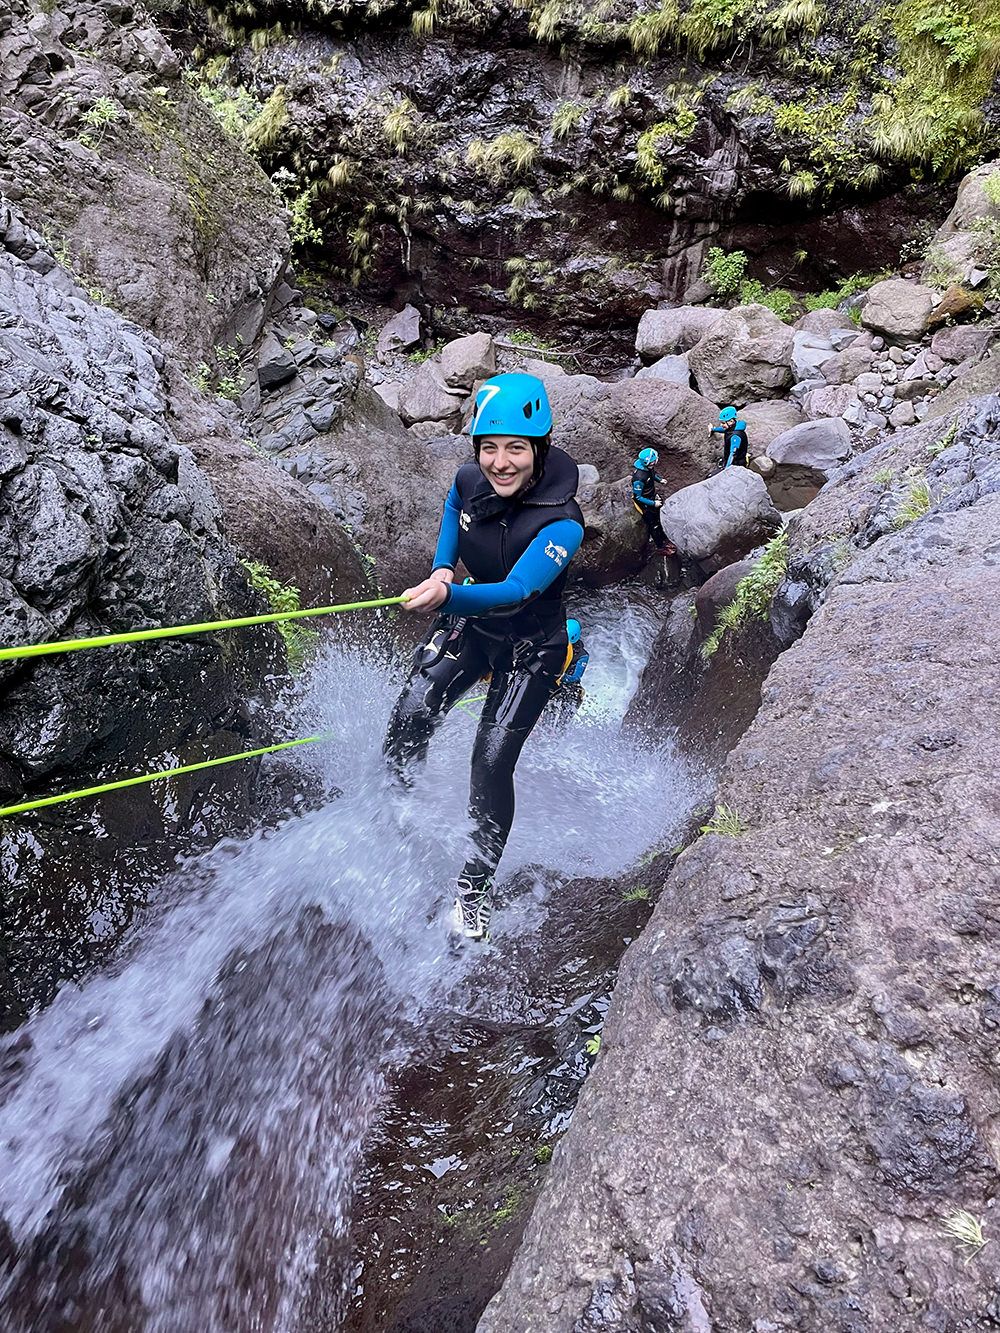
[873,466,894,487]
[893,472,932,528]
[703,246,749,297]
[700,805,748,837]
[552,101,585,139]
[241,560,318,671]
[585,1034,602,1056]
[533,1144,553,1164]
[941,1209,987,1263]
[928,419,960,457]
[701,530,789,660]
[78,96,122,151]
[621,885,651,901]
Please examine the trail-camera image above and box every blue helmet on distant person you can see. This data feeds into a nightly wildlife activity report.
[718,406,737,423]
[636,447,658,468]
[566,618,581,644]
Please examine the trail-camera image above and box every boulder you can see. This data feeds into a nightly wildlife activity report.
[658,468,782,572]
[439,331,495,390]
[765,417,852,510]
[902,349,945,381]
[793,308,848,337]
[688,304,794,405]
[860,279,937,340]
[522,359,718,490]
[635,305,725,359]
[926,351,1000,419]
[927,283,985,327]
[575,479,648,584]
[397,360,465,427]
[373,381,402,413]
[829,327,860,350]
[376,303,422,356]
[791,330,834,382]
[257,332,297,390]
[930,324,994,363]
[634,353,691,386]
[894,378,939,402]
[803,383,862,424]
[694,558,755,636]
[888,400,917,428]
[740,400,805,455]
[820,344,874,384]
[935,161,1000,234]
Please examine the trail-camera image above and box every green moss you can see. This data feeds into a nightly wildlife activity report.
[241,560,318,671]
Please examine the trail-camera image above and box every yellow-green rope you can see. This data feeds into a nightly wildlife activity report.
[0,735,329,818]
[0,595,406,663]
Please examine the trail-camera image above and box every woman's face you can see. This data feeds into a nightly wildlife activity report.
[478,435,535,497]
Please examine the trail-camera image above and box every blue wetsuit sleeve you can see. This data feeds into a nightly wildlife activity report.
[443,519,584,617]
[710,424,726,434]
[631,473,656,507]
[431,482,461,570]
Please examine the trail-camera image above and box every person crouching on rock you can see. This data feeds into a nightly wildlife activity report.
[383,372,585,942]
[710,406,749,469]
[631,448,675,556]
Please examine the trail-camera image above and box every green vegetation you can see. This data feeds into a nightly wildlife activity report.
[701,531,789,660]
[78,95,122,151]
[585,1034,602,1056]
[621,885,651,902]
[552,100,586,140]
[873,465,894,487]
[466,132,540,180]
[893,472,932,528]
[803,272,883,312]
[703,246,748,297]
[241,561,319,671]
[700,805,749,837]
[382,97,417,154]
[490,1186,522,1227]
[533,1144,553,1164]
[245,86,288,153]
[941,1209,988,1262]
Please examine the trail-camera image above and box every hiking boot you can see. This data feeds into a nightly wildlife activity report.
[452,874,493,941]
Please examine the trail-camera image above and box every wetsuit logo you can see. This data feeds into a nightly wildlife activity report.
[545,541,568,566]
[460,510,471,531]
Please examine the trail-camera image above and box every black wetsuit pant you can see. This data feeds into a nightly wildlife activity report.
[634,500,667,548]
[383,618,565,883]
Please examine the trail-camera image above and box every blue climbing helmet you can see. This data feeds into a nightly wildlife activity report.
[470,372,553,478]
[566,618,581,645]
[636,447,658,468]
[718,406,737,423]
[469,372,553,440]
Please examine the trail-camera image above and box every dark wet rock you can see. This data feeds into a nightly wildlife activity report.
[257,333,298,390]
[688,305,794,406]
[861,280,937,342]
[375,303,422,357]
[636,307,724,361]
[480,393,1000,1333]
[660,469,782,572]
[0,203,275,792]
[576,480,648,586]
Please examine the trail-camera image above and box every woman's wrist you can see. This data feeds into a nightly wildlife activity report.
[431,567,455,584]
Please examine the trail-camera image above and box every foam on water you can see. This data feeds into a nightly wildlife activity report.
[0,591,700,1330]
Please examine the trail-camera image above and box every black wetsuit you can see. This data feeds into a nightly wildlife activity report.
[383,447,584,884]
[631,463,669,549]
[711,424,749,469]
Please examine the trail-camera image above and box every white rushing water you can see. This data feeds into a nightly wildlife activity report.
[0,590,700,1331]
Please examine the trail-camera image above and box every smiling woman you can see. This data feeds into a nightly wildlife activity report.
[383,372,585,940]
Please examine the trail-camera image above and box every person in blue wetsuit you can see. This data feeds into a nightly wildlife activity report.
[383,372,584,941]
[710,406,749,469]
[631,447,675,556]
[549,617,589,726]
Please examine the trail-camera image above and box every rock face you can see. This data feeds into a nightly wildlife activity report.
[659,468,782,571]
[479,393,1000,1333]
[0,0,287,362]
[688,305,794,406]
[0,204,272,792]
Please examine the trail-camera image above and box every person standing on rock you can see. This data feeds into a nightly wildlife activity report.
[631,448,675,558]
[384,372,585,942]
[710,406,749,469]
